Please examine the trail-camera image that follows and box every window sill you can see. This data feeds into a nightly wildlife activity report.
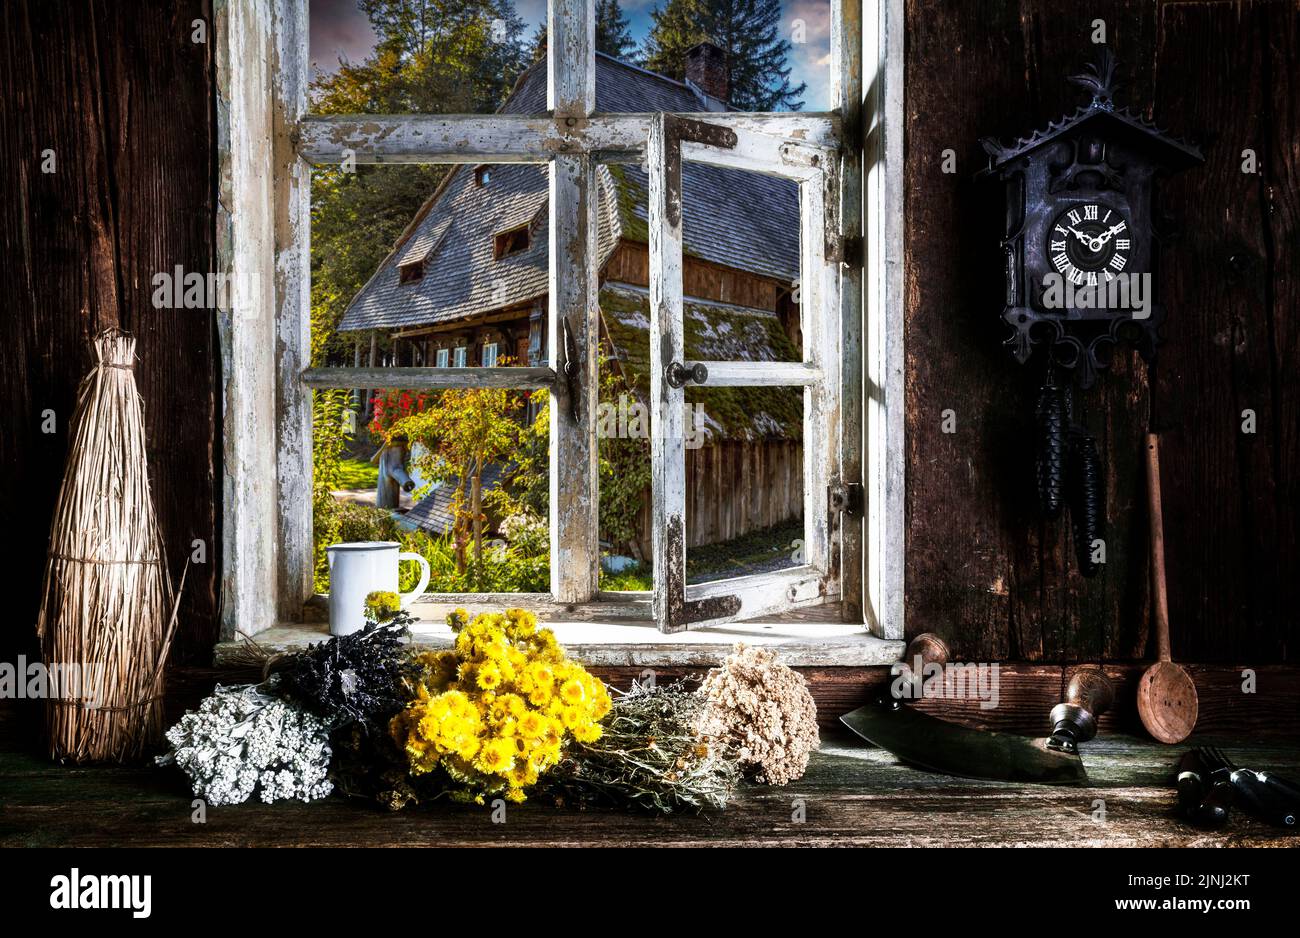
[214,613,904,669]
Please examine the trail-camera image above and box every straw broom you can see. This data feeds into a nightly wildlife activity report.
[36,329,182,763]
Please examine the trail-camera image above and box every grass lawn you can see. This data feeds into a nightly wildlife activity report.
[337,457,378,490]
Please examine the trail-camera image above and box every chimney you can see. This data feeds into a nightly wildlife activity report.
[685,42,728,105]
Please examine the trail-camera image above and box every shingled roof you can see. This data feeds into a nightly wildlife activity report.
[338,54,800,334]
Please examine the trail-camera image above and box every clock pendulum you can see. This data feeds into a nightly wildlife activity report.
[980,47,1202,577]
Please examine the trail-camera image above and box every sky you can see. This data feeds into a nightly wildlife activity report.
[308,0,831,110]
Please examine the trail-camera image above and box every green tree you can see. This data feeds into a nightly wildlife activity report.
[596,0,636,60]
[641,0,804,110]
[392,387,525,570]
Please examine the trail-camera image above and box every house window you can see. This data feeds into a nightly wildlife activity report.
[494,226,530,259]
[435,348,449,368]
[221,0,904,642]
[482,342,498,367]
[398,261,423,284]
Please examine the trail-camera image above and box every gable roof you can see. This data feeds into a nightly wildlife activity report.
[980,50,1202,174]
[338,54,800,334]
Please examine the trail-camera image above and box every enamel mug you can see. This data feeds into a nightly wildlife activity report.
[325,541,431,636]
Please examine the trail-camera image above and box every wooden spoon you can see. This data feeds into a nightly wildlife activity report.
[1137,432,1199,743]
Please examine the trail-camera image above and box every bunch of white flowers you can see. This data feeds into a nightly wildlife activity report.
[696,644,820,786]
[156,683,333,806]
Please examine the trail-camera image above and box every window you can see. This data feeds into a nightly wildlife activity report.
[482,342,498,368]
[435,348,449,369]
[493,226,530,259]
[217,0,904,642]
[398,261,423,284]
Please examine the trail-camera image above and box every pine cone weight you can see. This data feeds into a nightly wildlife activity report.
[1035,384,1068,518]
[1066,431,1106,577]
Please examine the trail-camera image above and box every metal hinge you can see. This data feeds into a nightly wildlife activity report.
[828,480,864,517]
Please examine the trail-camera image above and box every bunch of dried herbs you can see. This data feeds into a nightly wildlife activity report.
[277,615,414,731]
[544,680,739,815]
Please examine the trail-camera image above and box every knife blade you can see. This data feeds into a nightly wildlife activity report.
[840,641,1113,787]
[841,696,1092,785]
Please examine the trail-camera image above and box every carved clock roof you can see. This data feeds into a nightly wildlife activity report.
[980,48,1203,173]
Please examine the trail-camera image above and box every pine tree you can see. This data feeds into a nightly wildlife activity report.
[641,0,805,110]
[595,0,636,60]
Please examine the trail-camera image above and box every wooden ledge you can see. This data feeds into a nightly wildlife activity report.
[214,618,904,668]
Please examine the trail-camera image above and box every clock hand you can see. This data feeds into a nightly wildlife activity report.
[1093,223,1127,249]
[1068,226,1092,245]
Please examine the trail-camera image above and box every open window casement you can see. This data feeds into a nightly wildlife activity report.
[216,0,905,653]
[647,117,841,631]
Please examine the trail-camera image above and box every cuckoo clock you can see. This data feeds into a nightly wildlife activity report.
[980,48,1203,388]
[979,48,1202,577]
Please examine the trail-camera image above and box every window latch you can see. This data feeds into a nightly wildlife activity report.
[665,361,708,388]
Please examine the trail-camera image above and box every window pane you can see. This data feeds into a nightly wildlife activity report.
[312,163,550,370]
[312,387,551,595]
[684,385,804,585]
[308,0,545,117]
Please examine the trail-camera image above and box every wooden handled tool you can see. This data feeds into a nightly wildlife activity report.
[1136,432,1199,743]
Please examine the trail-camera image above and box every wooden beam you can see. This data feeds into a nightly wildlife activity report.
[864,0,906,641]
[298,113,840,165]
[648,115,688,633]
[274,0,312,624]
[686,361,820,386]
[300,366,556,390]
[215,0,281,640]
[548,0,600,605]
[836,0,866,626]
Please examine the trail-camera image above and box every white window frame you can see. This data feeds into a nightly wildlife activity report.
[453,346,468,368]
[435,347,449,369]
[481,342,499,368]
[214,0,904,641]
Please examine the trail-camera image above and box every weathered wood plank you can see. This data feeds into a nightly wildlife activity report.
[864,0,906,640]
[274,0,312,623]
[836,0,866,626]
[3,720,1297,847]
[297,113,840,165]
[301,366,556,390]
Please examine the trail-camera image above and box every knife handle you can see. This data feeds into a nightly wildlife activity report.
[1232,770,1299,828]
[893,633,950,700]
[1256,770,1300,806]
[1047,667,1114,752]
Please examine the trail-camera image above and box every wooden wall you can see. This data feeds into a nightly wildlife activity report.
[904,0,1299,662]
[0,0,218,668]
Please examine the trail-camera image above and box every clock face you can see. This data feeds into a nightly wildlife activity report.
[1045,202,1132,285]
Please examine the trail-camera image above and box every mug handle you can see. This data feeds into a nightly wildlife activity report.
[397,552,431,608]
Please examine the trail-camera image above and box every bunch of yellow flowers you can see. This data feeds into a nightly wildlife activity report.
[389,608,612,803]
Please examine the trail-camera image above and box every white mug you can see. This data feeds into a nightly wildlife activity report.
[326,541,431,636]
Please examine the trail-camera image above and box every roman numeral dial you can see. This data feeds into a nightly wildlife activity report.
[1046,202,1132,281]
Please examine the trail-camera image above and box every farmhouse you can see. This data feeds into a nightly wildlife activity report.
[338,45,805,558]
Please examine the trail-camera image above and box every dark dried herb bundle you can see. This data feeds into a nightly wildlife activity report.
[1035,383,1069,519]
[1067,430,1105,577]
[543,680,739,815]
[278,617,414,730]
